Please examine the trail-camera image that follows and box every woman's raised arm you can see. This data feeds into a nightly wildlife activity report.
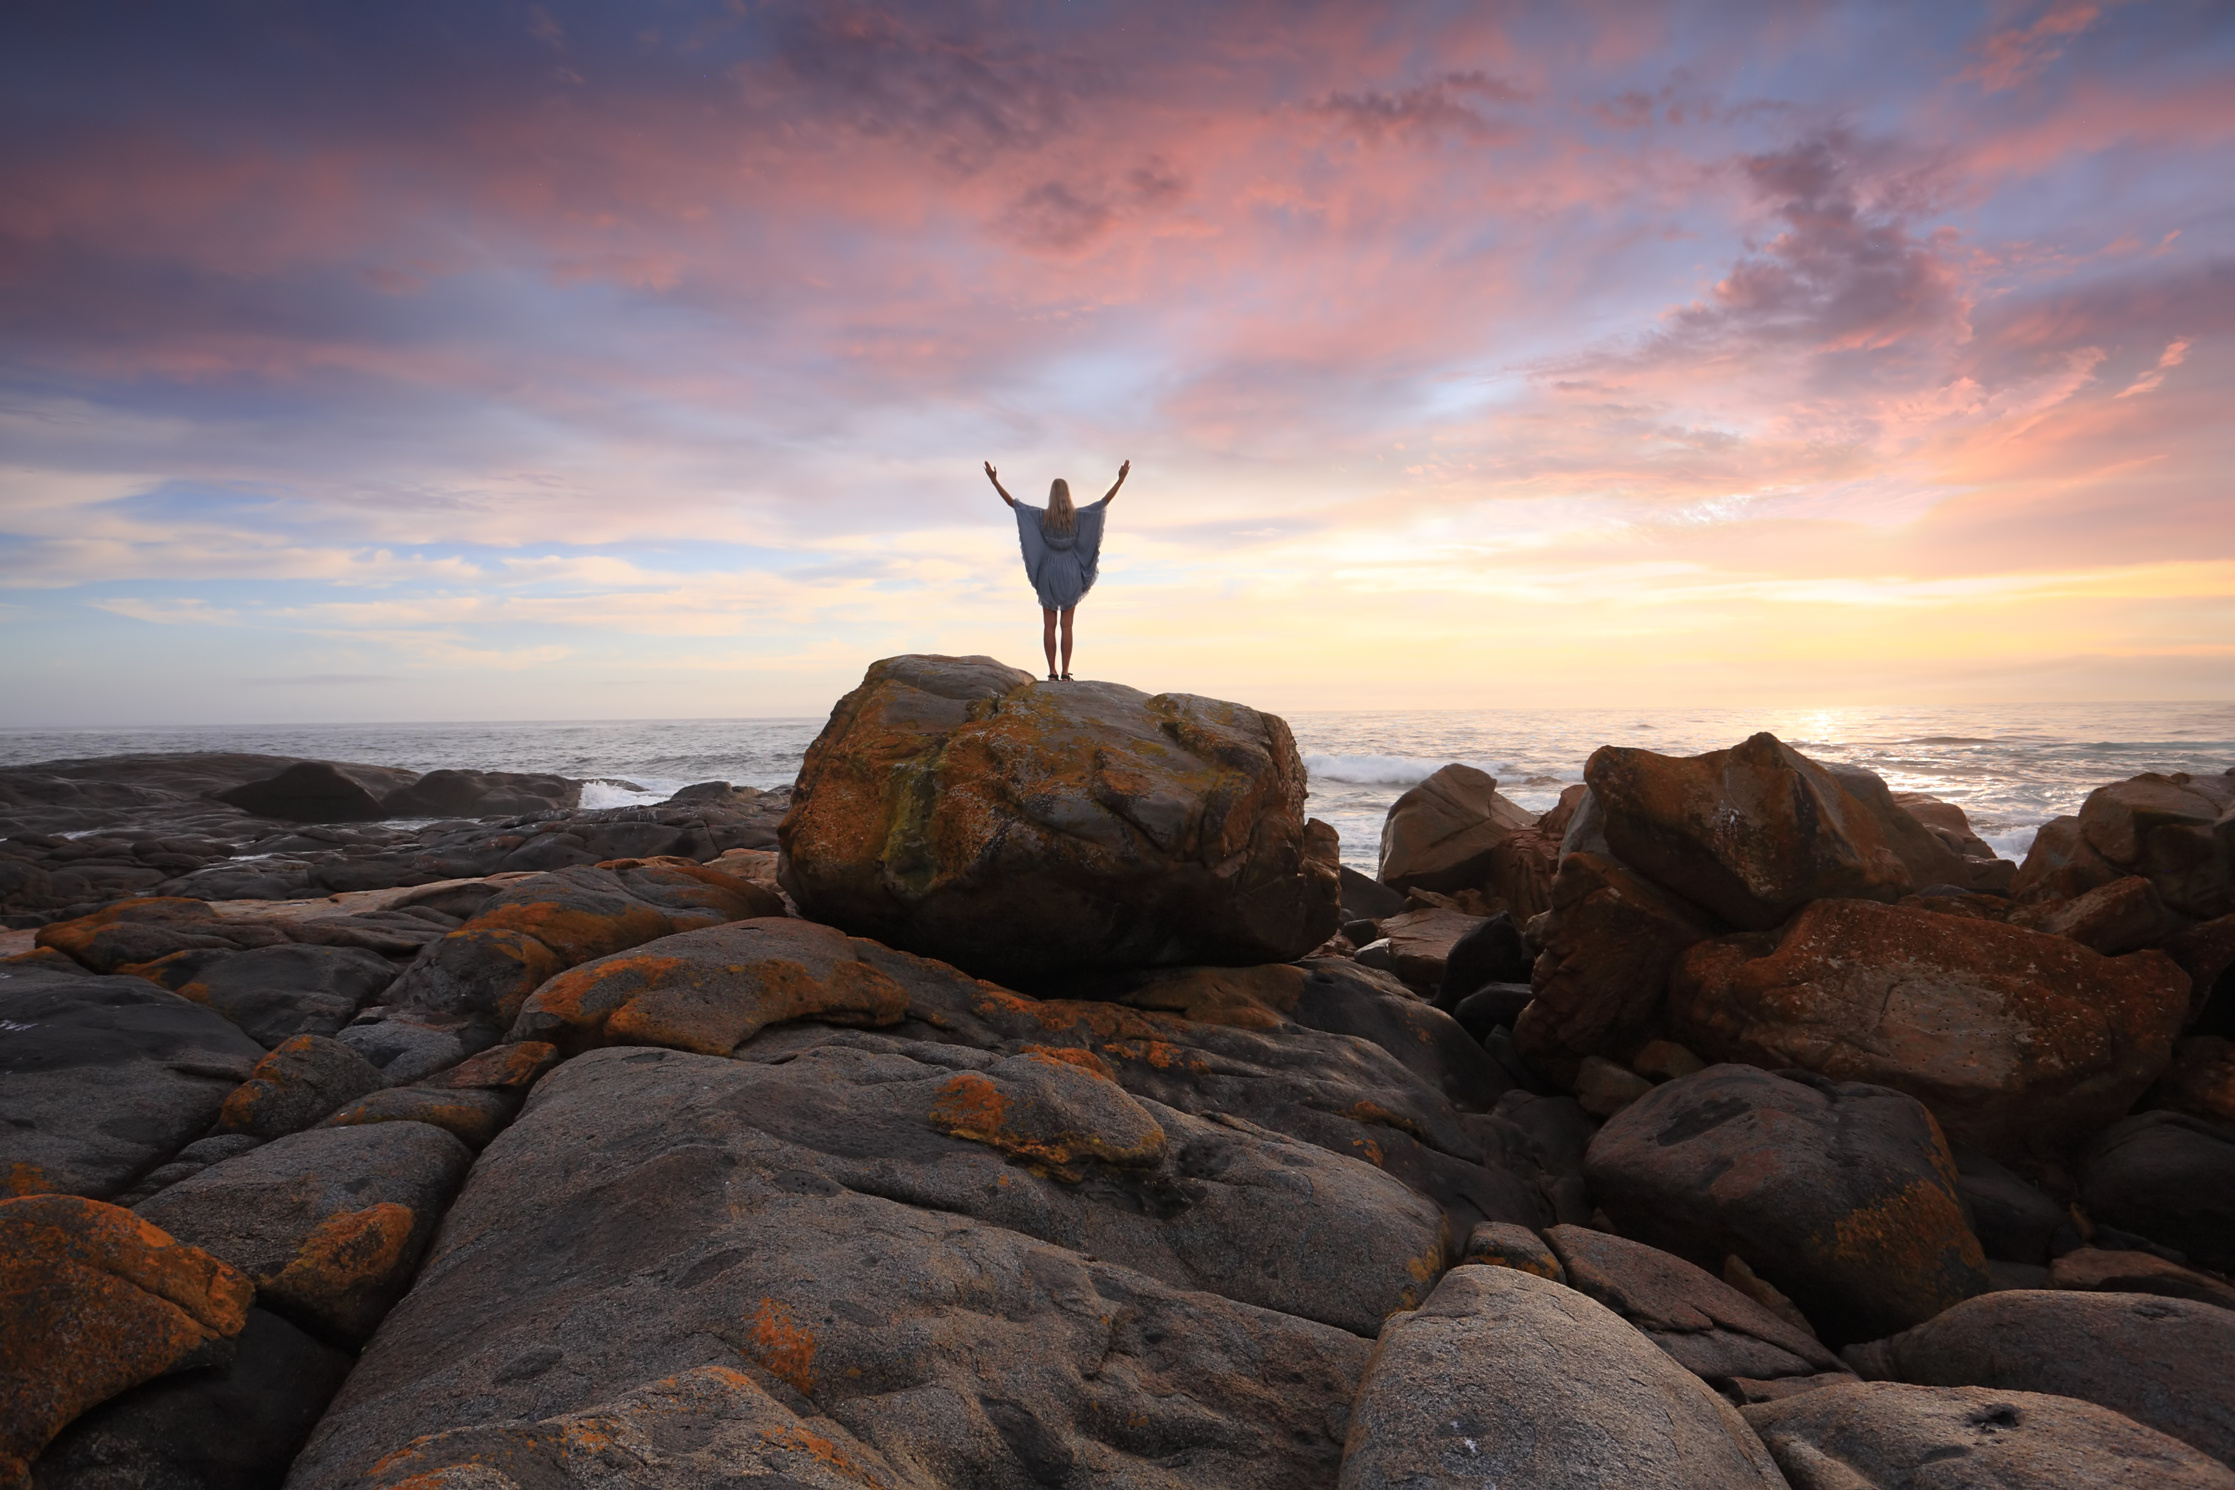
[984,460,1016,507]
[1102,459,1131,503]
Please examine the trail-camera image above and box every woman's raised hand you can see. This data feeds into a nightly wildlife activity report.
[984,460,998,481]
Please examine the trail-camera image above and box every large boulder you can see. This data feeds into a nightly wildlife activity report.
[382,862,778,1035]
[1517,850,1723,1080]
[150,942,401,1047]
[1374,762,1533,894]
[27,1306,353,1490]
[133,1121,473,1344]
[378,768,579,819]
[0,969,263,1200]
[1844,1289,2235,1465]
[1670,898,2189,1169]
[284,1044,1381,1490]
[1742,1380,2235,1489]
[0,1194,254,1484]
[1335,1265,1788,1488]
[1585,1064,1989,1345]
[213,761,403,824]
[1823,763,2014,894]
[2076,770,2235,919]
[1542,1224,1850,1391]
[2080,1111,2235,1271]
[1585,732,1911,929]
[777,655,1339,984]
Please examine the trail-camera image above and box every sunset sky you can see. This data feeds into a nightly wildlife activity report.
[3,0,2231,724]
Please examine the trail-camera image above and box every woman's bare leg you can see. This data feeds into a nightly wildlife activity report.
[1060,607,1075,676]
[1042,608,1059,676]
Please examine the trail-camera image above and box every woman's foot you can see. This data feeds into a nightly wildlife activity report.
[1061,672,1073,680]
[1048,671,1059,681]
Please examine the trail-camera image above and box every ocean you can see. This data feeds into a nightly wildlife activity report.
[4,701,2231,874]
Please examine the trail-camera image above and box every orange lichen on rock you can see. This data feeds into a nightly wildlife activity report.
[1109,964,1302,1030]
[4,1161,56,1198]
[927,1054,1169,1175]
[322,1088,517,1149]
[1817,1174,1988,1322]
[0,1193,253,1483]
[264,1201,418,1338]
[745,1298,818,1396]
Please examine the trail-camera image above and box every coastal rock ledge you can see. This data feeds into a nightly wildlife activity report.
[7,663,2235,1490]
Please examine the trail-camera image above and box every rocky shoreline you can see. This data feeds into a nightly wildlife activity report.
[4,654,2233,1488]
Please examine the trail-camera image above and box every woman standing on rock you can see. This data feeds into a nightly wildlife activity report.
[984,458,1128,680]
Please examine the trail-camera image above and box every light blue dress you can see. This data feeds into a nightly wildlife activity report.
[1014,498,1109,611]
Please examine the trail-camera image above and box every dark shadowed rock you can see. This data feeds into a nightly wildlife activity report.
[1586,732,1911,929]
[379,768,579,819]
[2076,770,2235,920]
[1434,909,1531,1008]
[778,655,1339,984]
[1544,1224,1849,1390]
[1365,905,1484,993]
[2049,1246,2235,1309]
[1374,763,1534,894]
[155,942,401,1048]
[1459,1219,1565,1279]
[1742,1380,2235,1489]
[28,1306,353,1490]
[1585,1064,1989,1346]
[1671,899,2189,1169]
[0,969,263,1200]
[285,1044,1379,1490]
[2012,873,2180,955]
[0,1194,254,1485]
[1515,850,1722,1082]
[1844,1288,2235,1465]
[1338,864,1406,923]
[215,763,396,824]
[2081,1110,2235,1271]
[1336,1265,1787,1489]
[2152,1035,2235,1124]
[215,1032,387,1140]
[134,1121,472,1345]
[1952,1146,2074,1264]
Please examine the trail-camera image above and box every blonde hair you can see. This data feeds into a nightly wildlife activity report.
[1043,478,1076,536]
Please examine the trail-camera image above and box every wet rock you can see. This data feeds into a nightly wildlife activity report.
[285,1045,1379,1490]
[27,1306,353,1490]
[1743,1380,2235,1489]
[1671,898,2190,1169]
[1514,850,1722,1082]
[778,654,1339,985]
[215,762,397,824]
[1952,1145,2074,1265]
[512,918,915,1056]
[2049,1246,2235,1309]
[1543,1224,1849,1390]
[1585,1064,1989,1345]
[379,768,579,819]
[215,1032,388,1140]
[153,942,401,1048]
[1374,762,1534,894]
[2081,1110,2235,1271]
[0,969,263,1200]
[384,862,778,1034]
[0,1194,253,1484]
[133,1121,472,1345]
[1336,1265,1787,1488]
[1586,732,1911,930]
[1844,1288,2235,1464]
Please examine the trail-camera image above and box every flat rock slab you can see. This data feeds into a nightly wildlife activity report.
[163,943,401,1048]
[288,1044,1381,1490]
[1337,1265,1787,1488]
[0,968,264,1199]
[133,1120,471,1344]
[1743,1380,2235,1489]
[1845,1288,2235,1466]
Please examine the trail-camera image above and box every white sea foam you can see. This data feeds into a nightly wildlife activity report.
[1979,824,2045,863]
[577,778,672,810]
[1302,752,1512,786]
